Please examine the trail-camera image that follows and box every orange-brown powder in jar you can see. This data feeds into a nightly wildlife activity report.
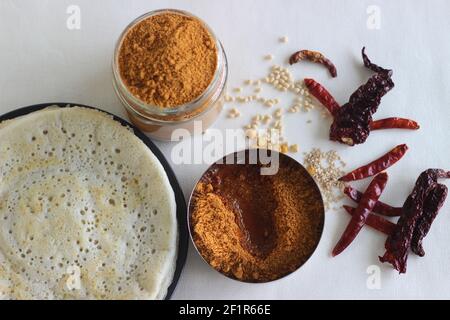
[190,153,325,282]
[118,12,218,108]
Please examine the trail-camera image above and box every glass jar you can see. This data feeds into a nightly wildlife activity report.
[112,9,228,141]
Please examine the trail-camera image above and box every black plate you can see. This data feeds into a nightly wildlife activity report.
[0,103,188,300]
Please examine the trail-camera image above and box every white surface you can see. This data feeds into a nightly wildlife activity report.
[0,0,449,300]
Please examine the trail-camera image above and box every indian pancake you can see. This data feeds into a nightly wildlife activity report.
[0,106,177,299]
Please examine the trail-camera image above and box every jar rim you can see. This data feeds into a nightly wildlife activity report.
[112,8,227,121]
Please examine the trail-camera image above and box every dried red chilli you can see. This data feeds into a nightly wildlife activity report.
[332,172,389,256]
[304,78,340,115]
[339,144,408,182]
[410,183,448,257]
[343,205,395,235]
[344,186,402,217]
[379,169,450,273]
[347,185,448,255]
[289,50,337,77]
[303,80,418,130]
[304,77,419,142]
[370,117,420,131]
[346,186,448,256]
[329,47,394,146]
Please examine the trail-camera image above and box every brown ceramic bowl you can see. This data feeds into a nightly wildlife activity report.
[188,149,325,283]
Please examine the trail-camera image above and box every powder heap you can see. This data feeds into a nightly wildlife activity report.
[118,12,218,108]
[190,154,324,282]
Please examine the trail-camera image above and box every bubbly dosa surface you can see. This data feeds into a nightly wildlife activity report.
[0,107,177,299]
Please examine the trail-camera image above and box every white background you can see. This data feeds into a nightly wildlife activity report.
[0,0,449,299]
